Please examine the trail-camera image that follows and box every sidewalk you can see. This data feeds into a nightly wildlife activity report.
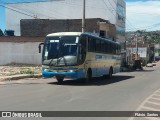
[0,64,42,81]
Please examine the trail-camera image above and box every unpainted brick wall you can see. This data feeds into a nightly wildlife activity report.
[20,18,102,36]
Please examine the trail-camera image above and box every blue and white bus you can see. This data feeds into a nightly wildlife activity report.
[39,32,121,83]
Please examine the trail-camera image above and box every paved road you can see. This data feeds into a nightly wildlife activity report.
[0,63,160,120]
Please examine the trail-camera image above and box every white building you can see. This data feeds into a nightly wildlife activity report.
[155,44,160,57]
[127,47,147,58]
[6,0,126,43]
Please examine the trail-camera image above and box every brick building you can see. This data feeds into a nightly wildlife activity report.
[20,18,116,41]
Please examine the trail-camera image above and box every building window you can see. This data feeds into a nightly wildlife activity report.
[117,4,125,18]
[116,26,125,36]
[99,30,106,38]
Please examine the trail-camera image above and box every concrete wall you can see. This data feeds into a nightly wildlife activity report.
[0,36,44,65]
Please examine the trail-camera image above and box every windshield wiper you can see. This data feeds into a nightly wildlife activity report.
[48,52,58,66]
[56,56,67,66]
[63,56,67,66]
[48,59,55,66]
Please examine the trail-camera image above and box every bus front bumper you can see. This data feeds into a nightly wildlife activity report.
[42,70,77,79]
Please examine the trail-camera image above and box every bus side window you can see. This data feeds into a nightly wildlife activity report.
[116,45,120,55]
[79,35,87,64]
[105,42,109,54]
[111,44,113,54]
[96,39,101,53]
[80,35,87,51]
[113,44,116,54]
[88,37,96,52]
[101,41,105,53]
[119,45,121,54]
[116,45,118,54]
[108,43,111,54]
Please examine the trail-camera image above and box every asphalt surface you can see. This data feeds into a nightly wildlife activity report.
[0,63,160,120]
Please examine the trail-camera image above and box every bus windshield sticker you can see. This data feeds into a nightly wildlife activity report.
[45,51,48,57]
[76,37,79,43]
[50,40,59,43]
[64,43,77,46]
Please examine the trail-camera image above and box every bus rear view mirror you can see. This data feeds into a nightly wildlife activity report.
[38,43,44,53]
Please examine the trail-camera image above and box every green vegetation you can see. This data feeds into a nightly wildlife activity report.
[19,69,37,75]
[126,30,160,44]
[155,48,160,55]
[7,69,38,76]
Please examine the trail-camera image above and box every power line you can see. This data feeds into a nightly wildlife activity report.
[103,0,116,16]
[103,0,128,30]
[1,0,141,31]
[108,0,137,30]
[0,3,36,18]
[2,0,66,19]
[126,22,160,31]
[3,0,87,19]
[9,2,56,19]
[1,0,48,4]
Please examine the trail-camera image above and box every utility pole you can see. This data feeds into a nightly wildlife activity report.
[135,34,138,60]
[82,0,85,33]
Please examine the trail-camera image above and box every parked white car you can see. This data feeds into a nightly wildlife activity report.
[152,62,156,66]
[146,63,153,67]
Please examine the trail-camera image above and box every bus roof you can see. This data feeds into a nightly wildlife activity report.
[82,32,120,45]
[47,32,82,37]
[46,32,120,45]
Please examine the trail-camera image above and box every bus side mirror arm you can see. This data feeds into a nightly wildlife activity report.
[39,43,44,53]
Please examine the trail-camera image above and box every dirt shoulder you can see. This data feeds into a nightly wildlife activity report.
[0,64,42,81]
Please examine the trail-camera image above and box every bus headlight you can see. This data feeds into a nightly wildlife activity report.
[69,70,74,72]
[69,68,78,72]
[43,69,49,72]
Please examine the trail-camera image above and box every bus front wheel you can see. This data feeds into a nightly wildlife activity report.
[85,69,92,83]
[56,77,64,83]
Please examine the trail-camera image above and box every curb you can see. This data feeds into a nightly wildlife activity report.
[0,74,42,81]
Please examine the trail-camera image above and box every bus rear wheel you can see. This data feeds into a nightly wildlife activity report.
[108,68,113,79]
[56,76,64,83]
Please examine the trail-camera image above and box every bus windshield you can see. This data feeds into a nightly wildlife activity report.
[42,36,79,66]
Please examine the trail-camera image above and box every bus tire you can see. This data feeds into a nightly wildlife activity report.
[85,69,92,83]
[56,77,64,83]
[108,67,113,79]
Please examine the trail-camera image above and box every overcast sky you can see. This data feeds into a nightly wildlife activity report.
[1,0,160,32]
[126,0,160,31]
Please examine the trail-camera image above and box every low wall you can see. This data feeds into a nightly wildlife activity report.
[0,36,44,65]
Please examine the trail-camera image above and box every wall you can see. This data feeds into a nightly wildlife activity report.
[99,22,116,41]
[20,18,116,40]
[0,36,44,65]
[20,18,100,37]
